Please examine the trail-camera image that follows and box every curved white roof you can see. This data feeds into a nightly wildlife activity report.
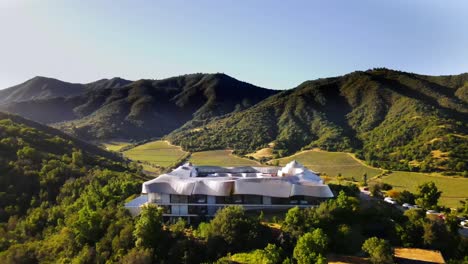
[141,162,333,198]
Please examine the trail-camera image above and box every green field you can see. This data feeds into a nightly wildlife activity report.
[190,150,261,167]
[101,141,131,152]
[377,171,468,208]
[123,140,188,168]
[270,150,382,180]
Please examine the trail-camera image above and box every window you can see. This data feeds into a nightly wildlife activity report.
[233,195,243,204]
[243,195,262,204]
[160,205,171,214]
[149,193,161,203]
[271,197,290,205]
[188,205,207,215]
[189,195,207,204]
[170,195,188,203]
[216,196,232,204]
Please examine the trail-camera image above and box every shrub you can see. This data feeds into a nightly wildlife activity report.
[362,237,393,264]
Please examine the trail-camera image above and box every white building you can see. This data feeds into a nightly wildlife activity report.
[125,161,334,222]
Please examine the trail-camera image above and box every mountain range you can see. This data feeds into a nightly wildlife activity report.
[0,68,467,172]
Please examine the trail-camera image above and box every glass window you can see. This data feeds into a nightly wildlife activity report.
[271,197,290,205]
[232,195,243,204]
[243,195,262,204]
[170,195,188,203]
[188,205,207,215]
[189,195,207,204]
[216,196,232,204]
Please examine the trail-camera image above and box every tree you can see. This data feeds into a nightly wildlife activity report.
[415,182,441,209]
[336,190,358,212]
[459,199,468,215]
[331,224,364,254]
[121,248,153,264]
[169,217,187,238]
[394,190,415,205]
[293,229,328,264]
[71,150,84,167]
[201,205,267,254]
[282,206,308,238]
[263,243,283,264]
[369,183,382,198]
[133,204,166,257]
[361,237,393,264]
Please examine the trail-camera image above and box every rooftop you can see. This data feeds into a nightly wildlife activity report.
[141,161,333,198]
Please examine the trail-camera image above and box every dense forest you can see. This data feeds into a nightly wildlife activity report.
[0,112,143,262]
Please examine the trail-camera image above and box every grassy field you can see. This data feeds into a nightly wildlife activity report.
[123,140,188,168]
[246,147,274,159]
[270,150,382,180]
[377,171,468,208]
[101,141,131,152]
[190,150,261,167]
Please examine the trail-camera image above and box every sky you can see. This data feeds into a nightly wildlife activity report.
[0,0,468,90]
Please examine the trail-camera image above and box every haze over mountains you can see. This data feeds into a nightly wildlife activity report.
[1,68,467,172]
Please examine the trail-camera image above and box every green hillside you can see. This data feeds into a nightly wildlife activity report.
[1,73,277,140]
[123,140,188,168]
[0,112,150,263]
[376,171,468,208]
[168,69,468,173]
[270,149,468,208]
[2,69,467,174]
[270,150,382,180]
[189,150,261,167]
[0,112,130,221]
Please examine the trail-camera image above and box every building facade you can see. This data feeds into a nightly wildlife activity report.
[125,161,334,222]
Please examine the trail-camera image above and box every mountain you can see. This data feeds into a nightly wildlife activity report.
[0,76,132,105]
[167,69,468,172]
[85,77,133,90]
[0,77,85,104]
[2,70,467,172]
[2,73,278,139]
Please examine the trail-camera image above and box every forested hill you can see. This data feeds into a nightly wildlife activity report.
[1,69,467,172]
[0,73,278,139]
[168,69,468,173]
[0,112,128,220]
[0,76,132,105]
[0,111,144,262]
[52,73,278,139]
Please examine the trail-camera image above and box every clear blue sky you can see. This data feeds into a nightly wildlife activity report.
[1,0,467,90]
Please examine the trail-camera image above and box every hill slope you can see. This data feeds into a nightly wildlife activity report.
[1,74,277,139]
[53,73,277,139]
[0,111,146,262]
[168,69,468,172]
[0,76,131,105]
[0,112,126,221]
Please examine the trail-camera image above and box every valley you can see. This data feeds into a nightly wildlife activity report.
[109,138,468,208]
